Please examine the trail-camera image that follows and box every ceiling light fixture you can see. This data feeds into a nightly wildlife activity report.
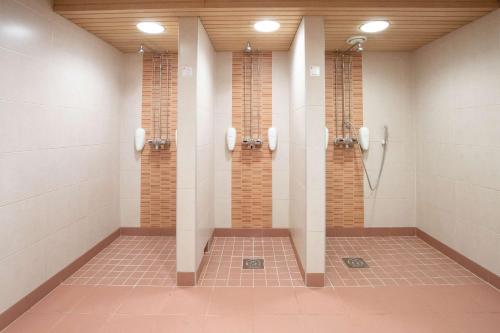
[360,20,390,33]
[254,20,280,33]
[136,22,165,34]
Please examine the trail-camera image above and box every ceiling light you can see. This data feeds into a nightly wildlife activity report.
[254,20,280,33]
[360,20,390,33]
[136,22,165,34]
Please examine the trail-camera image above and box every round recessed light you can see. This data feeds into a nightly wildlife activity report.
[254,20,280,33]
[360,20,390,33]
[136,22,165,34]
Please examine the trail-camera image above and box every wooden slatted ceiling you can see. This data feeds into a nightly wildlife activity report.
[54,1,498,53]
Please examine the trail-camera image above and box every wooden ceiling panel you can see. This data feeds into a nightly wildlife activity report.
[54,0,498,53]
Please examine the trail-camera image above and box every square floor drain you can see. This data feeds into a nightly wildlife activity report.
[342,257,369,268]
[243,258,264,269]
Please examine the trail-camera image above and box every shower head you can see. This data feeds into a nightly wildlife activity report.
[346,36,367,52]
[138,45,145,55]
[244,41,252,53]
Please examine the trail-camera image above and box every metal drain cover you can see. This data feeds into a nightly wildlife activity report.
[342,257,369,268]
[243,258,264,269]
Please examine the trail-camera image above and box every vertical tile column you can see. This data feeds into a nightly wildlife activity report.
[289,16,326,287]
[272,52,291,228]
[176,17,215,286]
[176,17,198,286]
[304,17,326,287]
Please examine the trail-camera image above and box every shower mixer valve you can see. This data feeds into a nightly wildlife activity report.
[334,136,358,148]
[242,137,262,149]
[148,138,170,150]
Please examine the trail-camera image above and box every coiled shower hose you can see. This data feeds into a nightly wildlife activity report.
[358,126,388,191]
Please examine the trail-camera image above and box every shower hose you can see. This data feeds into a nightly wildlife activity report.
[358,125,388,192]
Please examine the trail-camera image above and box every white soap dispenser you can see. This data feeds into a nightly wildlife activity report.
[359,127,370,151]
[268,127,277,151]
[325,127,329,151]
[226,127,236,152]
[135,128,146,152]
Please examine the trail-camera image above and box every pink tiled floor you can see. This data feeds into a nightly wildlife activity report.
[4,284,500,332]
[198,237,304,287]
[326,236,485,287]
[64,236,176,287]
[3,235,500,333]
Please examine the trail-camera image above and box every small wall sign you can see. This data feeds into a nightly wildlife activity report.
[181,65,193,77]
[309,65,321,77]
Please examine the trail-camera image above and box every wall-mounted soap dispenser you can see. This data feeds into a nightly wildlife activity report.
[325,127,329,150]
[227,127,236,151]
[358,127,370,151]
[135,128,146,152]
[268,127,277,151]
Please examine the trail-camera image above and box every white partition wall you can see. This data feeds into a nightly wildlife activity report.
[289,16,326,287]
[176,17,215,285]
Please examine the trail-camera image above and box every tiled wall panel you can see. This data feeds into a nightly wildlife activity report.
[415,9,500,276]
[120,54,143,228]
[231,51,273,229]
[140,53,178,228]
[362,52,415,228]
[0,0,122,313]
[325,52,364,228]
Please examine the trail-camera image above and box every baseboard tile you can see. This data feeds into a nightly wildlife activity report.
[306,273,325,287]
[288,234,306,283]
[177,272,196,287]
[0,228,120,332]
[416,229,499,289]
[213,228,290,237]
[120,227,176,236]
[327,227,416,237]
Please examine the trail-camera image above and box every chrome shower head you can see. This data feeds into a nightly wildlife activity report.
[346,36,367,52]
[244,41,252,53]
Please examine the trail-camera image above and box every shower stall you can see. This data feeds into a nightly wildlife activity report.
[140,52,178,229]
[326,36,388,231]
[230,46,273,229]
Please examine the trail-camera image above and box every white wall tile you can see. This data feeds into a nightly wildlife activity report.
[120,197,141,228]
[272,199,289,229]
[177,18,215,274]
[362,52,416,228]
[415,9,500,275]
[0,241,46,313]
[289,17,326,276]
[0,0,123,313]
